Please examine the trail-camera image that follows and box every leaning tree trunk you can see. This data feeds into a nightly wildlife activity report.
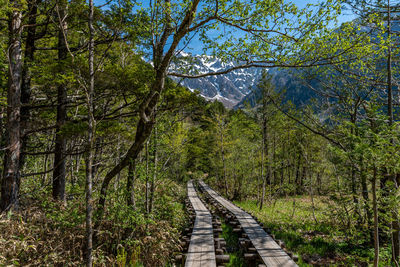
[1,2,22,211]
[52,0,68,202]
[94,0,200,229]
[94,114,156,229]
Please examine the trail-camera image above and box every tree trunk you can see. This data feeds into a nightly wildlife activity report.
[52,0,68,202]
[272,131,277,185]
[0,106,5,177]
[316,171,322,195]
[386,2,399,261]
[372,166,379,267]
[350,166,361,223]
[149,120,157,214]
[126,160,136,209]
[295,152,301,194]
[301,165,306,188]
[220,123,228,196]
[85,0,95,264]
[91,137,101,180]
[310,173,318,224]
[145,140,149,214]
[95,116,155,228]
[94,0,199,227]
[360,156,372,242]
[1,3,22,211]
[280,161,284,186]
[20,0,39,169]
[257,150,262,206]
[259,108,267,210]
[391,176,400,265]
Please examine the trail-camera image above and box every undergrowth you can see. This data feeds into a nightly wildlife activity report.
[221,221,245,267]
[235,197,393,266]
[0,178,187,266]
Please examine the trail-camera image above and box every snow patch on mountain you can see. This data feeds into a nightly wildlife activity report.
[169,53,265,108]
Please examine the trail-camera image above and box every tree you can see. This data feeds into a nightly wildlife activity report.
[1,0,23,211]
[52,0,68,202]
[20,0,40,169]
[85,0,95,264]
[95,0,352,224]
[256,71,277,210]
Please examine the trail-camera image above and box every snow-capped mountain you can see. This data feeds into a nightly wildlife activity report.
[169,53,264,108]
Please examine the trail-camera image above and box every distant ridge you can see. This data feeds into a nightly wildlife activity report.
[234,68,318,109]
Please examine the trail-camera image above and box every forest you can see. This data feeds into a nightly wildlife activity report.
[0,0,399,266]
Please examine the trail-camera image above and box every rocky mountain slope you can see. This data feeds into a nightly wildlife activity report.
[169,53,264,108]
[235,68,317,109]
[169,53,317,109]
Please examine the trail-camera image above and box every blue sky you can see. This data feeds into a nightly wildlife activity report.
[99,0,357,55]
[293,0,356,24]
[180,0,357,54]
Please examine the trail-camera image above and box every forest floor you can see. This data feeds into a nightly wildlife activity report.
[235,196,392,266]
[0,179,186,266]
[1,185,395,266]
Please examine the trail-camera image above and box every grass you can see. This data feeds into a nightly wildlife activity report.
[234,196,392,266]
[220,221,245,267]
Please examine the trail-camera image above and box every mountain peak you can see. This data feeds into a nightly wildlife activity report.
[170,54,265,108]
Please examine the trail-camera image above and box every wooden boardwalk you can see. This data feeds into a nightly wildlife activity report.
[199,180,298,267]
[186,180,216,267]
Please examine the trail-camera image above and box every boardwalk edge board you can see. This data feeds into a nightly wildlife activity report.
[178,180,232,267]
[198,180,299,267]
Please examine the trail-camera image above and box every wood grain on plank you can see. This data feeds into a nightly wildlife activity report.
[186,180,216,267]
[199,180,298,267]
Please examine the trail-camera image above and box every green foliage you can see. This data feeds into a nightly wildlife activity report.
[221,222,245,267]
[1,0,400,265]
[236,198,393,266]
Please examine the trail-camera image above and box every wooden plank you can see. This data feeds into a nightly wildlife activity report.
[185,180,216,267]
[199,180,298,267]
